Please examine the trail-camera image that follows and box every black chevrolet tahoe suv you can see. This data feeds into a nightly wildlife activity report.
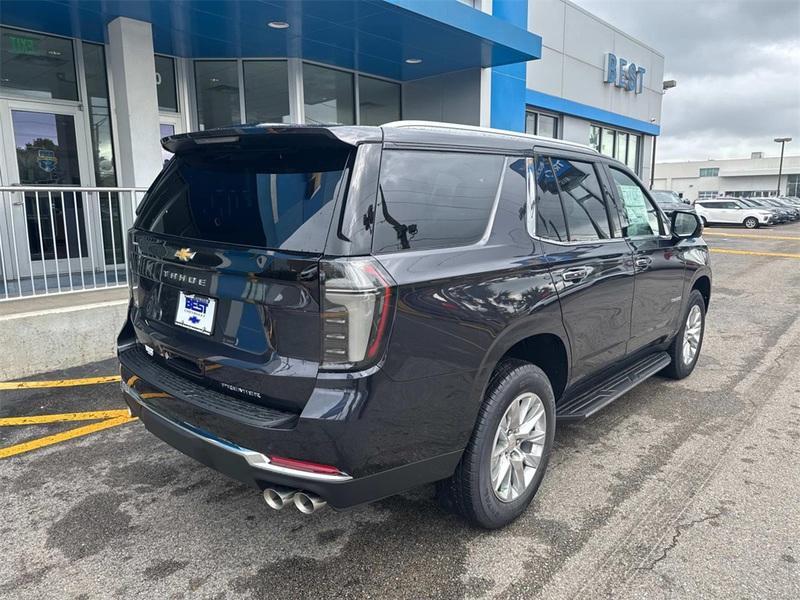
[118,122,711,529]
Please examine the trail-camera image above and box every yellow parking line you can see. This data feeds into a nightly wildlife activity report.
[0,375,121,390]
[704,231,800,241]
[711,248,800,259]
[0,410,131,426]
[0,415,136,459]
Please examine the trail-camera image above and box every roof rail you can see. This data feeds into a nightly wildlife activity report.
[382,120,597,153]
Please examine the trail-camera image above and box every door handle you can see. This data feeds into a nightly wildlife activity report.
[561,266,590,282]
[635,256,652,269]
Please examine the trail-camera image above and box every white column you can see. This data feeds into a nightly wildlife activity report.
[106,17,162,188]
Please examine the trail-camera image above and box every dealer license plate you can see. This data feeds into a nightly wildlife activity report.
[175,292,216,335]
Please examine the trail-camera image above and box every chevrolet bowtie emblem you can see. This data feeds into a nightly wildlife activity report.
[174,248,196,262]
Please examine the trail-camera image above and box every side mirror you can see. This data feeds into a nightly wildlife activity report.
[671,210,702,240]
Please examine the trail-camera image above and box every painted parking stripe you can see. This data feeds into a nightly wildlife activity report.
[710,248,800,259]
[0,415,135,459]
[0,375,121,390]
[0,410,131,426]
[704,231,800,241]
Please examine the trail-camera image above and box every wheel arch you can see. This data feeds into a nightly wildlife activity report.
[691,274,711,310]
[471,318,572,413]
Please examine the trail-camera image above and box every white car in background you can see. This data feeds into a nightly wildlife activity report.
[694,198,773,229]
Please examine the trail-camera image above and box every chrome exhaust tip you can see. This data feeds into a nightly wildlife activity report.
[263,486,297,510]
[293,491,326,514]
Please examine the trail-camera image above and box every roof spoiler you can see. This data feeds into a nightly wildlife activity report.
[162,124,382,154]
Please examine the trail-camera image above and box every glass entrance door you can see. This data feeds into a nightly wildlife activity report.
[0,100,96,292]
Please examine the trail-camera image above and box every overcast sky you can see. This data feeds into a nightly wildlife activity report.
[574,0,800,162]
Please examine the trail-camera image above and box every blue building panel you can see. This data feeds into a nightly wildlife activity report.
[525,89,661,136]
[0,0,542,81]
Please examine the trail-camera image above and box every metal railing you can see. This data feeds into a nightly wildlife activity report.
[0,186,147,301]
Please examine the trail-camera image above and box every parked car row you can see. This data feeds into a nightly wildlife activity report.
[693,196,800,229]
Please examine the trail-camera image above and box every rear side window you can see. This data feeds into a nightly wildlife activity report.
[372,150,504,253]
[550,158,611,240]
[137,148,350,252]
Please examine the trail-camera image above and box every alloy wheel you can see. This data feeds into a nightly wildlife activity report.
[490,392,547,503]
[682,304,703,365]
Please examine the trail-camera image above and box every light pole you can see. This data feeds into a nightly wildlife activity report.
[774,137,792,196]
[651,80,678,188]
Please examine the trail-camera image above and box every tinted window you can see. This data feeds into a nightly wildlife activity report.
[609,168,661,237]
[0,28,78,101]
[495,158,529,245]
[195,61,241,130]
[550,158,610,240]
[138,148,350,252]
[373,151,504,253]
[155,55,178,111]
[533,156,567,242]
[243,60,290,123]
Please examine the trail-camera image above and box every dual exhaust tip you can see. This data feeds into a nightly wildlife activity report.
[263,486,326,514]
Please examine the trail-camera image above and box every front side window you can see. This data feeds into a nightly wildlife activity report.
[532,156,568,242]
[0,27,78,101]
[194,61,241,130]
[550,158,611,240]
[138,148,350,252]
[609,168,661,237]
[373,151,504,253]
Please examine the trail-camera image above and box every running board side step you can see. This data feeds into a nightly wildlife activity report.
[556,352,671,421]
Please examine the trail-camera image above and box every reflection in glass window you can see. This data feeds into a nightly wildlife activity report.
[589,126,601,152]
[195,61,241,130]
[533,157,567,242]
[83,42,117,187]
[139,148,350,252]
[787,174,800,196]
[358,75,400,125]
[155,55,178,112]
[373,151,503,253]
[303,63,354,125]
[615,132,628,163]
[243,60,290,123]
[0,27,78,101]
[601,128,615,157]
[609,168,661,237]
[525,110,558,138]
[551,158,610,240]
[538,114,558,138]
[626,134,639,170]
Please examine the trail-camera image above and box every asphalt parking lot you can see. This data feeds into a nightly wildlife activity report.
[2,222,799,600]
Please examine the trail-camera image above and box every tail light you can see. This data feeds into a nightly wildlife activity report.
[320,257,396,371]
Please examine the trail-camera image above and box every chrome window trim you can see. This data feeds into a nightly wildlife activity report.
[121,382,353,482]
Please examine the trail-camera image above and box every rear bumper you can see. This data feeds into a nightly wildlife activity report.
[119,347,464,508]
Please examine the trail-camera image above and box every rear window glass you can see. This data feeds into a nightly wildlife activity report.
[373,150,504,253]
[137,148,350,252]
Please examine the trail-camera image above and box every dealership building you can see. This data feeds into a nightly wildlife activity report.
[0,0,664,303]
[653,153,800,202]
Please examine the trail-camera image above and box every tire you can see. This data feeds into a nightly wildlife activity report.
[743,217,759,229]
[437,359,556,529]
[663,289,706,379]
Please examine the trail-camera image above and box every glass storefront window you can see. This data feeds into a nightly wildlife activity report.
[155,55,178,112]
[589,125,601,152]
[83,42,116,187]
[195,61,241,130]
[358,75,400,125]
[303,63,354,125]
[615,132,628,163]
[601,128,615,157]
[0,27,78,101]
[243,60,290,124]
[627,134,640,170]
[538,114,558,138]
